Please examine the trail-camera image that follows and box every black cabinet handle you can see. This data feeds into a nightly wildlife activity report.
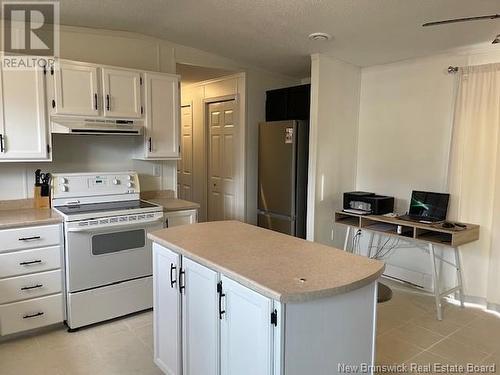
[19,260,42,266]
[106,94,110,111]
[217,281,226,319]
[0,134,4,153]
[179,268,185,294]
[148,137,152,152]
[21,284,43,291]
[170,263,177,288]
[23,312,44,319]
[18,236,41,241]
[94,93,98,110]
[166,218,169,228]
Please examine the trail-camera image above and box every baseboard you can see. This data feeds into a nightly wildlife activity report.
[383,263,433,291]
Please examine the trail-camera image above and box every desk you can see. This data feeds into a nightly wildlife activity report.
[334,211,480,320]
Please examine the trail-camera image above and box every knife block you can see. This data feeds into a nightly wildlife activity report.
[34,186,50,209]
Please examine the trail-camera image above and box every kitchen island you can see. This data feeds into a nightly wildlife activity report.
[148,221,385,375]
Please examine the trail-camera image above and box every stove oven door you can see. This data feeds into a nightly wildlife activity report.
[65,218,163,292]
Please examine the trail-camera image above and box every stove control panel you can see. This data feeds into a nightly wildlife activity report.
[52,171,140,201]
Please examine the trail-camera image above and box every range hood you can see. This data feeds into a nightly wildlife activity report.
[51,118,143,135]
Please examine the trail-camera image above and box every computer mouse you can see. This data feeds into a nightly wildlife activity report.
[442,222,455,229]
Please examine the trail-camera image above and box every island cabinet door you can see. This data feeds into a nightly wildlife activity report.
[153,244,181,375]
[220,275,274,375]
[181,258,219,375]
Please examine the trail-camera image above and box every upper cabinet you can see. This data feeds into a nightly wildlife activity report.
[54,62,99,116]
[136,72,180,160]
[102,68,142,118]
[0,66,50,161]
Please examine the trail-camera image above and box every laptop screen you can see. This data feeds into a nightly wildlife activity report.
[409,191,450,221]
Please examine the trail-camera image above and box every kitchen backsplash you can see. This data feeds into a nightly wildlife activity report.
[0,135,177,200]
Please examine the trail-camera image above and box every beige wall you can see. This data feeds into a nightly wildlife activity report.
[356,46,500,291]
[307,54,361,247]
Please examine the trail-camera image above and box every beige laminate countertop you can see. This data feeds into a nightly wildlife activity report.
[0,208,63,230]
[149,221,385,303]
[145,198,200,212]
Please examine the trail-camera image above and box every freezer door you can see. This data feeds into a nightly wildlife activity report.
[258,121,296,217]
[258,212,295,236]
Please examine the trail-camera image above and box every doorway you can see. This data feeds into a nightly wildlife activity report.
[206,99,237,221]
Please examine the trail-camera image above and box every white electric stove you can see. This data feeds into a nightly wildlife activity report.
[52,171,164,330]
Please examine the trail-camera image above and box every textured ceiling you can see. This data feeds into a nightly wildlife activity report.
[57,0,500,77]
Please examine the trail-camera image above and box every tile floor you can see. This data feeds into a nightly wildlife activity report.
[0,280,499,375]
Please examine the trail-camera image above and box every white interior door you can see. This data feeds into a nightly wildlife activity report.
[0,67,48,160]
[208,100,236,221]
[220,275,273,375]
[182,258,219,375]
[144,72,180,158]
[102,68,142,118]
[153,244,181,375]
[54,62,99,116]
[178,105,194,200]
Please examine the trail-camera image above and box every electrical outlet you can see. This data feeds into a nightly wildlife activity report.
[153,164,161,177]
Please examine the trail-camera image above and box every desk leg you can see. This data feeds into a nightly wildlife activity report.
[428,244,443,321]
[343,226,352,252]
[454,247,465,308]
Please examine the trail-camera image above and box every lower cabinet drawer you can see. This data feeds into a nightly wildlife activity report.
[0,270,62,304]
[0,294,63,336]
[0,246,61,279]
[0,224,61,253]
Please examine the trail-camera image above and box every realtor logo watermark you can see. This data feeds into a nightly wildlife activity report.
[1,1,59,69]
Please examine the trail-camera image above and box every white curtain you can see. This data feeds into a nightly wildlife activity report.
[448,63,500,310]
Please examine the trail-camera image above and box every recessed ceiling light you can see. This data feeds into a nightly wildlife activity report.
[493,34,500,44]
[308,32,332,41]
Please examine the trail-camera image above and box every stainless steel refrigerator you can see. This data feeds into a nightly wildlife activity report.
[258,120,309,238]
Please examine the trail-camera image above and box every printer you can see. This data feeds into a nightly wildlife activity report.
[343,191,394,215]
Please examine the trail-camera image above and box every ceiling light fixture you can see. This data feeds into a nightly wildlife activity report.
[308,32,332,41]
[493,34,500,44]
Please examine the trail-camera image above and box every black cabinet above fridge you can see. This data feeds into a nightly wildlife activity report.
[265,84,311,121]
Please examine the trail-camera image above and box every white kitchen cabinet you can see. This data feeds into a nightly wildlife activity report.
[181,258,219,375]
[0,66,50,161]
[220,275,274,375]
[153,243,182,375]
[165,209,198,228]
[152,244,279,375]
[0,223,63,336]
[54,62,99,116]
[139,72,180,159]
[102,68,142,118]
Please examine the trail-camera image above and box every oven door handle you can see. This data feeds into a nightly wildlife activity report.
[66,217,164,233]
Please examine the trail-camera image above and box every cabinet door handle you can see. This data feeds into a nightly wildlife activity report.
[94,93,98,110]
[18,236,41,241]
[170,263,177,288]
[217,281,226,319]
[106,94,110,111]
[165,218,169,228]
[21,284,43,291]
[23,312,44,319]
[0,134,4,153]
[19,260,42,266]
[179,268,185,294]
[148,137,152,152]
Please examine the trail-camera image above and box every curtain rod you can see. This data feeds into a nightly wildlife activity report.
[448,66,459,74]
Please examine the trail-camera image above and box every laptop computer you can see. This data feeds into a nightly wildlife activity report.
[398,190,450,223]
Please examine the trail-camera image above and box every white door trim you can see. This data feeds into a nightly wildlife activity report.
[203,94,245,221]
